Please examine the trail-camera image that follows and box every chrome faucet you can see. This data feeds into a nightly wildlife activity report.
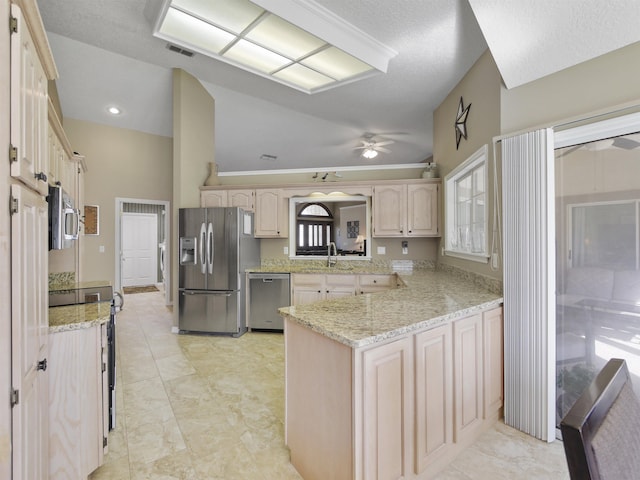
[327,242,338,267]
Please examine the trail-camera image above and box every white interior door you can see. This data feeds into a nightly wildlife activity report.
[121,212,158,287]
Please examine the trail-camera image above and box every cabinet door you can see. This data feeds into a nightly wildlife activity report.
[407,183,439,236]
[47,124,58,185]
[357,274,396,294]
[325,274,356,299]
[453,314,483,441]
[372,185,406,237]
[11,183,48,480]
[415,324,453,474]
[291,274,325,306]
[228,189,254,212]
[361,337,413,480]
[483,307,503,418]
[10,4,48,196]
[200,190,227,208]
[255,189,288,237]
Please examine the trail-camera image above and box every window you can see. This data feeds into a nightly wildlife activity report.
[296,203,333,254]
[445,145,488,261]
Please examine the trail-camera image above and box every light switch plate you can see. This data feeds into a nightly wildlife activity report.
[377,246,386,255]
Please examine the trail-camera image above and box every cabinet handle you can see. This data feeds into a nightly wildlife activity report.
[35,171,47,182]
[37,358,47,371]
[373,280,377,283]
[317,290,321,293]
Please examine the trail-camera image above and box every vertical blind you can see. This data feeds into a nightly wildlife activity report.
[501,128,556,441]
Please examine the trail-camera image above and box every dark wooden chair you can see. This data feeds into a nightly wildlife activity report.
[560,358,640,479]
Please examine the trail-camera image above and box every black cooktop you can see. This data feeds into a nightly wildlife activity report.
[49,286,114,307]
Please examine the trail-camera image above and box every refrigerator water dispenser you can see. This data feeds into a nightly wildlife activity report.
[180,237,197,265]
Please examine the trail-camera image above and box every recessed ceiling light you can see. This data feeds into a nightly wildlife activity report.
[107,106,122,115]
[153,0,397,94]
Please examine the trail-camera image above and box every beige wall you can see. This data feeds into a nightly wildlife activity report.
[172,68,217,324]
[501,41,640,135]
[433,50,503,280]
[63,118,173,286]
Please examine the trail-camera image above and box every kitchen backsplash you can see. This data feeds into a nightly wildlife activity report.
[49,271,76,289]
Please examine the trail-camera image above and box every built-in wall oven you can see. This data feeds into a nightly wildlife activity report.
[48,285,118,430]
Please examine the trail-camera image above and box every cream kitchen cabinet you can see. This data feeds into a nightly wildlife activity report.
[285,305,503,480]
[372,181,439,237]
[453,313,484,441]
[47,98,75,193]
[200,190,226,208]
[357,274,397,294]
[361,336,413,480]
[254,188,288,237]
[10,3,49,197]
[49,323,107,479]
[201,189,255,211]
[414,323,453,474]
[291,273,356,305]
[10,183,49,480]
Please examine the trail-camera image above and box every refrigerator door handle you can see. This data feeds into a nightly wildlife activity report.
[207,222,214,275]
[199,222,206,274]
[180,290,233,297]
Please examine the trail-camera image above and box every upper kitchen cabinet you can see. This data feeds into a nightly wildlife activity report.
[47,97,75,193]
[201,188,255,212]
[255,188,288,238]
[10,3,51,197]
[372,180,440,237]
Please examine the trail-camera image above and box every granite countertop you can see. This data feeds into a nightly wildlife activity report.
[49,280,113,333]
[279,269,503,349]
[49,302,111,333]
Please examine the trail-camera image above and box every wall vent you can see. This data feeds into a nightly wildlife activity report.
[166,44,194,57]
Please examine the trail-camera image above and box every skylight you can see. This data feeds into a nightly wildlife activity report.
[153,0,397,94]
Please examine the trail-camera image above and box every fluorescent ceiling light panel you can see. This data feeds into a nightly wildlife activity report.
[224,39,291,73]
[274,64,334,90]
[172,0,264,34]
[154,0,397,93]
[245,15,325,60]
[159,7,235,54]
[302,46,373,80]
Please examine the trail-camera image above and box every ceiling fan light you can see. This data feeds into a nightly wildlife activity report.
[362,148,378,159]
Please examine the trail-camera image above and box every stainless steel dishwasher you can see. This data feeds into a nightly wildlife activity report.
[248,273,290,331]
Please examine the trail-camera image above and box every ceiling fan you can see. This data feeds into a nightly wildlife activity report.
[353,134,394,159]
[558,134,640,156]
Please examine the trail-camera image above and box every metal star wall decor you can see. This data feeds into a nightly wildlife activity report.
[455,97,471,150]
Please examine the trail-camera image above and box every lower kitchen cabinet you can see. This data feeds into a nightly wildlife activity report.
[291,273,397,305]
[49,323,107,479]
[291,273,357,305]
[414,323,453,474]
[285,306,503,480]
[361,336,413,480]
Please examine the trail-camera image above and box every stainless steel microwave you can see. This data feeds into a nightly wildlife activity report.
[48,184,79,250]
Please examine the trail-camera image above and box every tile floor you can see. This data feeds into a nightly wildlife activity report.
[90,289,569,480]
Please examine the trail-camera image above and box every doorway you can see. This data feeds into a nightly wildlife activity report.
[115,198,171,305]
[554,114,640,428]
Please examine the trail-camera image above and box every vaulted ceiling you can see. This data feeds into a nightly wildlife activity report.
[36,0,640,172]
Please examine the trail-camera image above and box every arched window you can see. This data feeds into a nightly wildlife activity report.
[297,203,333,254]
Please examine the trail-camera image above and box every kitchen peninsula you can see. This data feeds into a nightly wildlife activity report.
[279,268,503,480]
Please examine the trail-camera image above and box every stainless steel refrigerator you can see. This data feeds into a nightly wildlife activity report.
[178,207,260,336]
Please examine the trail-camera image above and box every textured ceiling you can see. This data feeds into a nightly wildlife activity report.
[36,0,640,172]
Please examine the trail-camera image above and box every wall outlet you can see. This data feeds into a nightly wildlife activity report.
[284,246,289,255]
[377,246,386,255]
[491,253,499,269]
[402,241,408,255]
[99,245,105,253]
